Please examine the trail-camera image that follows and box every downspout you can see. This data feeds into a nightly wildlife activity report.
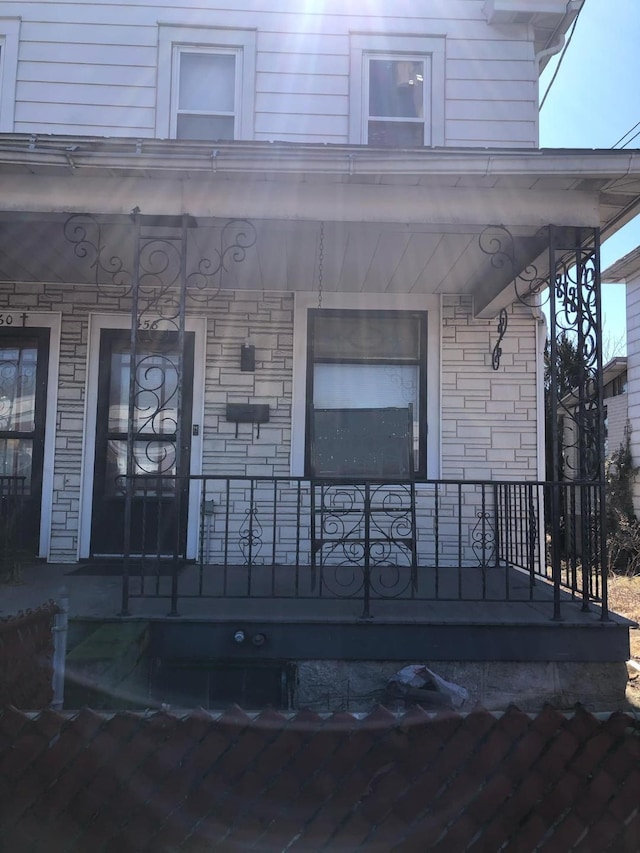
[533,298,548,576]
[534,1,584,69]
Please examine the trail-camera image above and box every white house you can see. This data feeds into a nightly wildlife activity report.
[561,355,628,479]
[0,0,638,709]
[604,247,640,518]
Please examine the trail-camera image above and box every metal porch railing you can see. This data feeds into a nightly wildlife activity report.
[117,476,608,620]
[0,476,30,577]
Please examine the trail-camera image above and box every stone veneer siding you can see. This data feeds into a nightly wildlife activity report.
[0,285,541,563]
[441,296,540,481]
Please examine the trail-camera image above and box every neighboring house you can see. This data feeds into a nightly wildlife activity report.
[561,355,628,478]
[0,0,638,708]
[604,246,640,519]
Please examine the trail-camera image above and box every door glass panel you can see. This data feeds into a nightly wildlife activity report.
[0,330,48,553]
[108,346,180,434]
[105,439,177,497]
[0,438,33,493]
[0,340,38,431]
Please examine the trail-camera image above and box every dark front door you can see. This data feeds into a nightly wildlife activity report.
[91,329,194,557]
[0,328,50,555]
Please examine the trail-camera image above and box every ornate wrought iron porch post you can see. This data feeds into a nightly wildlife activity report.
[547,225,608,620]
[121,212,142,616]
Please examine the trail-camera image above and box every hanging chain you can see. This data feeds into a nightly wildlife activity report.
[317,221,324,309]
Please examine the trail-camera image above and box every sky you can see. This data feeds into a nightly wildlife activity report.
[539,0,640,359]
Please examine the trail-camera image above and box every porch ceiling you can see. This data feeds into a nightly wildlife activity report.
[0,214,549,301]
[0,137,639,317]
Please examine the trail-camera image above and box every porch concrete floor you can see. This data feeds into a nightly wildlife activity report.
[0,561,631,628]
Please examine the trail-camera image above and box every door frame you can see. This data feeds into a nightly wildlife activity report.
[79,313,206,560]
[0,312,61,559]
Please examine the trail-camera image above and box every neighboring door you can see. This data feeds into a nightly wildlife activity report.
[0,329,50,554]
[90,329,194,557]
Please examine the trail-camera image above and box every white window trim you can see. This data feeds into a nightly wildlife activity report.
[0,18,20,133]
[291,292,441,479]
[349,33,445,147]
[79,314,206,561]
[156,24,256,140]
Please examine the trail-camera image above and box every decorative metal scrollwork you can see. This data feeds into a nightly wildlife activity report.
[63,213,257,311]
[550,229,602,481]
[479,224,549,310]
[471,509,497,567]
[313,483,416,599]
[491,308,508,370]
[63,214,133,296]
[186,219,257,301]
[239,505,263,564]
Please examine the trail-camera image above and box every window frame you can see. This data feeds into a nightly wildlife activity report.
[349,33,445,147]
[291,293,441,481]
[156,25,256,140]
[171,45,240,141]
[305,308,428,479]
[364,53,429,147]
[0,18,20,133]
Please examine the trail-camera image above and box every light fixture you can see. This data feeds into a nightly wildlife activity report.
[240,342,255,372]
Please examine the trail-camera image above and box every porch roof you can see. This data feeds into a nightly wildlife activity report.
[603,245,640,282]
[1,136,640,317]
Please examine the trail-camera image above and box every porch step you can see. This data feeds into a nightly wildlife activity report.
[65,621,150,710]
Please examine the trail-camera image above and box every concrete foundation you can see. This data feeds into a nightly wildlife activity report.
[295,660,630,713]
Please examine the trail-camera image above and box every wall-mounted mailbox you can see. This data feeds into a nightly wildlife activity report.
[226,403,270,438]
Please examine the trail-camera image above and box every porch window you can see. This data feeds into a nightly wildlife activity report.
[173,48,239,141]
[365,56,427,146]
[306,310,427,478]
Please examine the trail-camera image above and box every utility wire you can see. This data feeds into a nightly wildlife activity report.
[612,120,640,149]
[539,12,580,112]
[619,127,640,149]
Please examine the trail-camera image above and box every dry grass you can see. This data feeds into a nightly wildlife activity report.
[608,574,640,659]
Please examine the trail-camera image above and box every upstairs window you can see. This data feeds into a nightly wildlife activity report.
[349,34,444,147]
[173,48,239,140]
[366,56,427,147]
[156,26,256,141]
[0,19,20,132]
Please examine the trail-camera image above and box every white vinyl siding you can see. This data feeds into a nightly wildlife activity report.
[5,1,539,147]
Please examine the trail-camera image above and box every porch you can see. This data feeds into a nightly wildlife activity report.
[2,475,631,710]
[2,474,615,627]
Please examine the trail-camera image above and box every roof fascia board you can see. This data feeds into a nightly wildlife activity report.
[0,174,600,227]
[0,143,639,180]
[603,247,640,282]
